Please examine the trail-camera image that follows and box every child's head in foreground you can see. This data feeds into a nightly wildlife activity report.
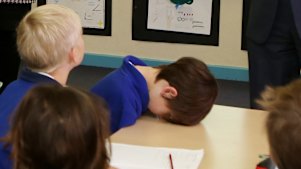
[16,4,84,73]
[151,57,218,125]
[257,79,301,169]
[2,84,110,169]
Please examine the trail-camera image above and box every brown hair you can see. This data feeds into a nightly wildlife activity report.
[257,79,301,169]
[2,84,110,169]
[156,57,218,125]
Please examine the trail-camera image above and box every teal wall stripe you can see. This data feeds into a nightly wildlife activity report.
[82,53,249,82]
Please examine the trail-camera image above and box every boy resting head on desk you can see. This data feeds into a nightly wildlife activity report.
[257,78,301,169]
[1,84,115,169]
[91,55,218,133]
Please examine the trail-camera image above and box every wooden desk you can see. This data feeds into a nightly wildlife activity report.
[111,105,269,169]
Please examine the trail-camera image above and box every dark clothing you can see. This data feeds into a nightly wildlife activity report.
[246,0,301,109]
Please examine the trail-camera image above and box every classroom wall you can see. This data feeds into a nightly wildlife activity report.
[86,1,247,65]
[33,0,249,81]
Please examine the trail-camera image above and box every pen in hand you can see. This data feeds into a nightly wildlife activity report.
[169,153,174,169]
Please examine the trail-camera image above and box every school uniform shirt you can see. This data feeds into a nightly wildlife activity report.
[91,55,149,134]
[0,68,59,169]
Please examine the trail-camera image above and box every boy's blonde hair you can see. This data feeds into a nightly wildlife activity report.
[17,4,82,72]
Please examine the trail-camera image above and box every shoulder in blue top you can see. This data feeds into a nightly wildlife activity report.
[91,55,149,134]
[0,68,59,169]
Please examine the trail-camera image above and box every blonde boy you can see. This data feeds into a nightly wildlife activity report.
[0,4,84,169]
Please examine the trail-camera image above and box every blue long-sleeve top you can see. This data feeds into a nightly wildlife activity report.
[0,68,59,169]
[91,55,149,134]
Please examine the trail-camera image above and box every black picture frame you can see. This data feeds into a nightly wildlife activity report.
[132,0,220,46]
[241,0,251,50]
[38,0,111,36]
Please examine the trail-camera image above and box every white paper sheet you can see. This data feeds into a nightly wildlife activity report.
[47,0,105,29]
[110,143,204,169]
[147,0,213,35]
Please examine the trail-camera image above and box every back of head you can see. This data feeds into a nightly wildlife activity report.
[257,79,301,169]
[17,4,82,72]
[5,84,110,169]
[156,57,218,125]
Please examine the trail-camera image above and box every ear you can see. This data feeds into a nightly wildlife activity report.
[68,47,76,63]
[161,86,178,99]
[68,47,81,65]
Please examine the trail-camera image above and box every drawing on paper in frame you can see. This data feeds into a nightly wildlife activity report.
[47,0,105,29]
[147,0,213,35]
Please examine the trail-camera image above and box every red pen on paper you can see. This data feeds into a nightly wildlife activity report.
[169,153,174,169]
